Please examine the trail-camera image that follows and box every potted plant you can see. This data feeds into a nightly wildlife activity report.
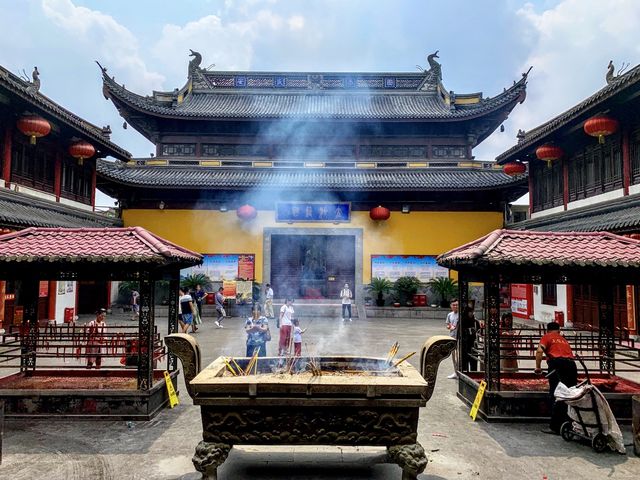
[393,276,422,306]
[428,277,458,308]
[180,273,213,292]
[366,277,394,307]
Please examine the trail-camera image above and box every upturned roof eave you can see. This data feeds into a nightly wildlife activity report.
[496,64,640,164]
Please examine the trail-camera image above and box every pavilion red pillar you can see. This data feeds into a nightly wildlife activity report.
[0,281,5,332]
[2,126,11,187]
[622,128,631,196]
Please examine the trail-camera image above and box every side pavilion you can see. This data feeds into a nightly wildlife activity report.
[437,229,640,421]
[0,227,201,419]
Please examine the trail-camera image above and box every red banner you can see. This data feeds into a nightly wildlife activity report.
[237,254,255,281]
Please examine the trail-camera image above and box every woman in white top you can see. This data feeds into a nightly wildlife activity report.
[278,298,295,355]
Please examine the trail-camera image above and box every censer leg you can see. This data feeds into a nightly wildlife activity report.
[192,441,231,480]
[387,442,428,480]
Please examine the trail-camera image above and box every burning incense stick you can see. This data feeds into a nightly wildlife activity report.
[224,358,238,376]
[389,351,416,369]
[231,358,245,375]
[386,342,399,364]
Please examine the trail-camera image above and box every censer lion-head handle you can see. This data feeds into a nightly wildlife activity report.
[164,333,202,399]
[420,335,456,402]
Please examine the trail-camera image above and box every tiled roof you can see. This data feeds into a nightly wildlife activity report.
[0,188,121,229]
[97,160,526,192]
[497,64,640,163]
[437,229,640,269]
[0,65,130,161]
[102,70,527,120]
[512,195,640,233]
[0,227,202,265]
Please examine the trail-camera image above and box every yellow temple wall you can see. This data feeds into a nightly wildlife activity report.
[123,209,502,283]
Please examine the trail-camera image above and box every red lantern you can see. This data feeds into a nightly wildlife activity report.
[584,115,619,144]
[535,144,564,168]
[370,205,390,221]
[69,140,96,166]
[17,115,51,145]
[236,204,257,220]
[502,162,527,176]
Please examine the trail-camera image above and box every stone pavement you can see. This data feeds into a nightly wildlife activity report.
[0,314,638,480]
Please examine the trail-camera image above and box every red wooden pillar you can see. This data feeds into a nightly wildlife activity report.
[90,160,97,210]
[562,158,569,210]
[54,151,62,201]
[566,285,574,325]
[0,281,5,332]
[48,281,57,322]
[528,164,534,215]
[622,128,631,195]
[2,126,11,186]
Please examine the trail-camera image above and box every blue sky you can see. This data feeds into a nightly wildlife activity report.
[2,0,640,205]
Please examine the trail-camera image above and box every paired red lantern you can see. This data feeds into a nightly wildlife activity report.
[69,140,96,166]
[236,204,257,220]
[17,115,51,144]
[369,205,391,221]
[535,144,564,168]
[583,115,619,144]
[502,162,527,176]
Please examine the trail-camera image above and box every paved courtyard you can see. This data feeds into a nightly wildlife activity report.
[0,314,638,480]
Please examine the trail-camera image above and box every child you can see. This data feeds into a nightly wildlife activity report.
[292,318,305,356]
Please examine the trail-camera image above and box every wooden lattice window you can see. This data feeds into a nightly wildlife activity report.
[542,284,557,306]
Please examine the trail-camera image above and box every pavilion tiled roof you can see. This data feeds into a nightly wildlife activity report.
[96,160,527,192]
[512,195,640,233]
[102,69,527,121]
[437,229,640,269]
[0,65,130,161]
[0,188,121,229]
[0,227,202,265]
[496,63,640,163]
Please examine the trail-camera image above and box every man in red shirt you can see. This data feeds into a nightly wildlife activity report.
[535,321,578,434]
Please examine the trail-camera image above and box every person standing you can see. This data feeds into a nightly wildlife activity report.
[461,305,481,372]
[131,288,140,321]
[214,286,225,328]
[445,299,459,379]
[178,287,195,334]
[264,283,274,319]
[193,284,206,318]
[245,308,270,357]
[278,298,295,355]
[292,318,305,356]
[86,308,107,369]
[340,282,352,322]
[535,321,578,434]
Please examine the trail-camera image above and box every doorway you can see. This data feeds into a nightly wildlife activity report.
[271,234,355,300]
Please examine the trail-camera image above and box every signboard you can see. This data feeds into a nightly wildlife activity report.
[371,255,449,282]
[182,254,255,282]
[223,280,237,298]
[163,371,179,408]
[276,202,351,223]
[236,281,253,303]
[510,284,532,320]
[469,380,487,421]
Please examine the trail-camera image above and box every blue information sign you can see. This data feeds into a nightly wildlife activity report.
[276,202,351,223]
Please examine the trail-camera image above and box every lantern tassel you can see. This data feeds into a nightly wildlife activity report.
[30,135,36,145]
[78,157,84,166]
[547,160,552,169]
[598,135,605,145]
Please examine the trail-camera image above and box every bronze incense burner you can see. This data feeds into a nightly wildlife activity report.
[165,334,454,479]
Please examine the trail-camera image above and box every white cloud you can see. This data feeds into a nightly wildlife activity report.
[288,15,305,31]
[474,0,640,162]
[151,9,307,81]
[41,0,164,91]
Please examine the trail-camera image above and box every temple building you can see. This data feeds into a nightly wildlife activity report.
[498,62,640,336]
[0,63,130,328]
[98,51,528,302]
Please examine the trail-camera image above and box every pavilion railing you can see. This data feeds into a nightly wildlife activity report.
[0,323,166,372]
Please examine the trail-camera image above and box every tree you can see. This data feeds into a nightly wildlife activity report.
[366,277,394,306]
[428,277,458,307]
[393,276,423,305]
